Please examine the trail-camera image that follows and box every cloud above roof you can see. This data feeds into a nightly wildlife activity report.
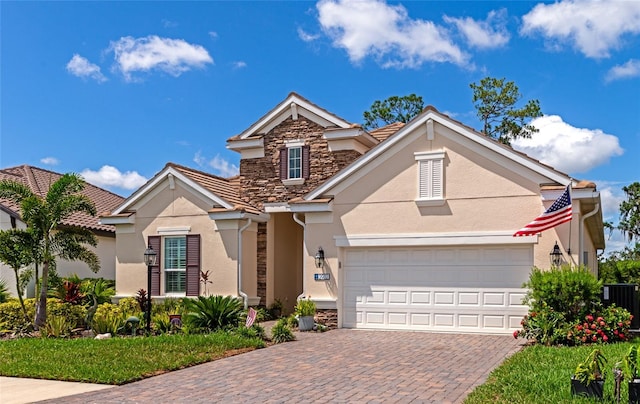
[80,165,148,190]
[511,115,624,175]
[443,9,510,50]
[520,0,640,59]
[606,59,640,83]
[108,35,213,81]
[316,0,470,68]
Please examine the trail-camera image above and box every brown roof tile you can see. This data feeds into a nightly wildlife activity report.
[369,122,405,142]
[0,165,125,233]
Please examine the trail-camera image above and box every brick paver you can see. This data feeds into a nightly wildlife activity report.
[38,330,523,404]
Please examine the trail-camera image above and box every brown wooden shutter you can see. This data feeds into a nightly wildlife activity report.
[148,235,161,296]
[302,145,310,179]
[185,234,201,296]
[279,148,288,180]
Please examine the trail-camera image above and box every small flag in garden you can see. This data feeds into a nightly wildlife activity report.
[513,185,573,236]
[246,307,257,328]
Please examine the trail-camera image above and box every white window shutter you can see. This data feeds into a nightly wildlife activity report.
[431,158,443,199]
[419,160,430,199]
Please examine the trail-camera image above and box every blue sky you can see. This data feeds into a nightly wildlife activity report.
[1,0,638,252]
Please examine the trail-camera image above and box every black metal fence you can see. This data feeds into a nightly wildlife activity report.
[602,283,640,330]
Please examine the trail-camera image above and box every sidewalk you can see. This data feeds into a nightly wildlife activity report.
[0,376,113,404]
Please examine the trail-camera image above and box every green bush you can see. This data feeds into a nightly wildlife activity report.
[117,297,141,317]
[47,298,87,329]
[183,295,243,332]
[523,265,601,324]
[44,315,73,338]
[271,318,295,343]
[234,324,266,340]
[0,299,35,331]
[514,302,567,346]
[92,303,127,335]
[294,298,316,317]
[599,259,640,284]
[0,279,10,303]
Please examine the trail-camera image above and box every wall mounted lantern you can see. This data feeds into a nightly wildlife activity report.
[315,247,325,269]
[143,246,157,334]
[549,241,564,267]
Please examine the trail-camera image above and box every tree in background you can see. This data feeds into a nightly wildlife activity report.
[0,173,100,329]
[363,94,424,130]
[599,182,640,284]
[0,229,37,320]
[470,77,542,145]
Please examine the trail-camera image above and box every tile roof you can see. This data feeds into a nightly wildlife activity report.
[165,163,262,215]
[369,122,405,142]
[0,165,125,233]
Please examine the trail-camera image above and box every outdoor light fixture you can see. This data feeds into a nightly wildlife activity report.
[549,241,564,267]
[315,247,325,269]
[143,246,157,334]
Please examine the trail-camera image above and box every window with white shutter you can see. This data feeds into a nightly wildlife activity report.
[414,150,445,206]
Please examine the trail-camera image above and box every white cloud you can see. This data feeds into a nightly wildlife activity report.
[232,61,247,69]
[316,0,468,68]
[444,9,510,49]
[162,19,178,28]
[108,35,213,81]
[511,115,624,174]
[209,155,239,177]
[208,31,218,39]
[66,54,107,82]
[597,182,627,220]
[80,165,148,190]
[40,157,59,166]
[298,27,320,42]
[194,152,238,177]
[520,0,640,59]
[606,59,640,83]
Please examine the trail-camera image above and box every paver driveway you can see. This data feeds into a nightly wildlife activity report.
[39,330,522,404]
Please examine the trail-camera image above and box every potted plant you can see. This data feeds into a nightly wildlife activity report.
[625,345,640,403]
[572,348,606,398]
[294,297,316,331]
[269,298,283,319]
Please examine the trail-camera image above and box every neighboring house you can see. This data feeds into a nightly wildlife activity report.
[0,165,124,297]
[101,93,604,334]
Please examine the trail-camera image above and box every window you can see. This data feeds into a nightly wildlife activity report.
[164,236,186,294]
[288,146,302,179]
[414,150,445,206]
[279,140,310,185]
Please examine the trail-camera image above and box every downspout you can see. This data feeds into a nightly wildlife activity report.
[293,213,307,302]
[238,218,252,309]
[579,203,600,268]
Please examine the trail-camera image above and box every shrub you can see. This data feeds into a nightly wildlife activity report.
[81,278,115,305]
[0,299,35,331]
[117,297,141,317]
[514,302,567,346]
[92,303,126,335]
[234,324,266,340]
[0,279,9,303]
[183,295,243,332]
[271,318,295,343]
[47,298,87,329]
[523,265,602,324]
[567,305,632,345]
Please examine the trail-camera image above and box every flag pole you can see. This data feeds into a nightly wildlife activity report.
[567,184,573,262]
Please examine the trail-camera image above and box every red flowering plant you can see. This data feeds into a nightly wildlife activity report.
[567,304,632,345]
[513,302,568,346]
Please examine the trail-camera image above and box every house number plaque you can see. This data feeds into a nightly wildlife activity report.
[314,273,330,281]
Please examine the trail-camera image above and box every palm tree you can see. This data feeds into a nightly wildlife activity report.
[0,173,99,328]
[0,229,38,320]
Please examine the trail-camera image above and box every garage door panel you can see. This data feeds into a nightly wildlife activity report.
[342,246,531,334]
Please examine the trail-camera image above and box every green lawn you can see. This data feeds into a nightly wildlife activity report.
[465,341,637,403]
[0,332,265,385]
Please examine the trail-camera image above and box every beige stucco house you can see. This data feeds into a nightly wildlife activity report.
[0,165,124,297]
[101,93,604,334]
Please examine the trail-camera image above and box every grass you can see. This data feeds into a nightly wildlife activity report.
[465,341,637,403]
[0,331,265,385]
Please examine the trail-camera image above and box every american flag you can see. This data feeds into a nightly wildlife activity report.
[513,185,573,236]
[245,307,257,328]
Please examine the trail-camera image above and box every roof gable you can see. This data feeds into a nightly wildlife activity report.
[305,106,573,200]
[229,92,353,141]
[110,163,260,216]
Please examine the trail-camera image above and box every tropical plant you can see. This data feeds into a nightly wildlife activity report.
[567,305,632,345]
[294,297,316,317]
[363,94,424,129]
[0,229,37,317]
[625,345,639,380]
[470,76,542,145]
[44,314,73,338]
[271,318,295,343]
[92,304,126,335]
[574,348,607,385]
[183,295,243,332]
[0,173,99,329]
[0,279,9,304]
[268,298,284,319]
[135,289,148,312]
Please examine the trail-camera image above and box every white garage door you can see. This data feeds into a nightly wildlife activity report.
[342,245,531,334]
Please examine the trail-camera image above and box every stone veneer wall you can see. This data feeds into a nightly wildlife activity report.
[239,116,362,208]
[316,309,338,329]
